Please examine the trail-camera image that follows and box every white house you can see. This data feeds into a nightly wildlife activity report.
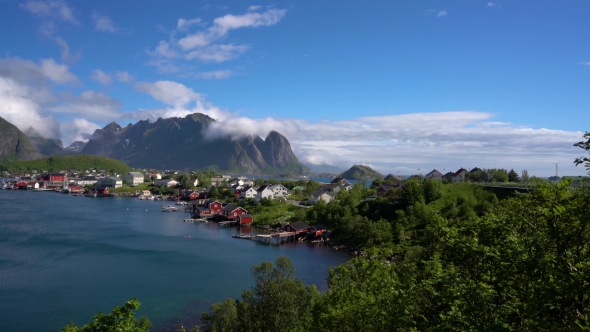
[191,178,199,187]
[269,184,289,197]
[308,189,334,205]
[124,172,144,187]
[210,177,227,187]
[255,185,274,200]
[76,176,98,186]
[154,179,179,187]
[452,168,468,182]
[97,177,123,189]
[425,169,444,181]
[240,186,257,199]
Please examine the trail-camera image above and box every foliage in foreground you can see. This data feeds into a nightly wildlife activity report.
[61,298,151,332]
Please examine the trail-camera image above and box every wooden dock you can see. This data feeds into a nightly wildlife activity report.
[184,218,207,222]
[254,232,296,245]
[218,220,238,228]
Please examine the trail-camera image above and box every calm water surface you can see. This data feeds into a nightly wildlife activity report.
[0,190,349,331]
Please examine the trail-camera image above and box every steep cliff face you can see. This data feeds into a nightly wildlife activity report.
[64,141,87,153]
[0,116,43,162]
[79,113,309,174]
[25,128,65,156]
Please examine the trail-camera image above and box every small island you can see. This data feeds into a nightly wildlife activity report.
[339,164,384,180]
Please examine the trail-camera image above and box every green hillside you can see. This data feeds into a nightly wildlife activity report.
[340,164,384,180]
[0,155,131,174]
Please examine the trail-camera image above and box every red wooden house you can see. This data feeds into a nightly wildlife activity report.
[308,225,327,237]
[284,222,310,235]
[237,214,253,225]
[194,200,223,217]
[221,204,249,220]
[16,181,27,189]
[47,173,67,182]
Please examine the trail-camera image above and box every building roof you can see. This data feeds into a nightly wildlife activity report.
[222,204,246,213]
[287,222,310,230]
[257,185,269,192]
[378,185,400,191]
[311,224,326,231]
[127,172,144,177]
[82,176,97,180]
[453,168,468,177]
[425,169,443,177]
[238,214,252,219]
[320,183,340,191]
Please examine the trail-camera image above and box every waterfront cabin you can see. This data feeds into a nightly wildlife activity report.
[284,222,310,235]
[237,214,253,225]
[16,181,27,189]
[221,204,249,219]
[26,181,39,190]
[308,225,327,237]
[194,200,223,218]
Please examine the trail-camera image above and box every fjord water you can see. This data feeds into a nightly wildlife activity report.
[0,190,349,331]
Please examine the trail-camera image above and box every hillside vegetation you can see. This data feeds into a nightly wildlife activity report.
[0,155,131,174]
[339,164,383,180]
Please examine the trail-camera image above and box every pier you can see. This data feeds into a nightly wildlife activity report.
[254,232,296,245]
[218,220,238,228]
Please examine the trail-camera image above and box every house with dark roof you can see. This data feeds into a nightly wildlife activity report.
[452,168,468,182]
[331,177,353,190]
[255,185,274,200]
[377,184,402,196]
[221,204,249,219]
[308,224,327,237]
[425,169,444,181]
[237,214,253,225]
[284,222,310,235]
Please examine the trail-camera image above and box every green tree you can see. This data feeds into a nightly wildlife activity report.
[202,257,320,332]
[61,298,151,332]
[423,179,443,203]
[574,131,590,172]
[507,168,520,182]
[209,186,219,199]
[521,169,530,183]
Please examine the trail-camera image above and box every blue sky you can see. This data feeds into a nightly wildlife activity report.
[1,0,589,176]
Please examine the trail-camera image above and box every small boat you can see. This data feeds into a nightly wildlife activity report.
[175,200,188,205]
[161,205,178,212]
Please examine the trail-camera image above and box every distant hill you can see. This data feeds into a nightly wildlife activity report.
[304,163,343,174]
[0,155,132,174]
[80,113,309,175]
[0,116,43,163]
[340,165,384,180]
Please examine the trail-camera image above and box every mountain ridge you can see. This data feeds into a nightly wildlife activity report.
[80,113,309,174]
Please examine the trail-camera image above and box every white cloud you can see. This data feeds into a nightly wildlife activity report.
[0,57,78,85]
[92,12,119,33]
[582,62,590,66]
[437,10,447,17]
[487,2,497,7]
[149,8,287,71]
[192,70,234,79]
[21,0,77,24]
[177,18,202,32]
[209,8,287,39]
[0,77,60,139]
[247,5,262,11]
[178,32,212,50]
[59,118,101,145]
[50,90,122,120]
[185,44,248,62]
[116,71,133,83]
[55,37,81,63]
[90,69,112,86]
[39,58,78,84]
[134,80,203,107]
[150,41,180,58]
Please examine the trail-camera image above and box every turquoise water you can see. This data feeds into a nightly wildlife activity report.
[0,190,349,331]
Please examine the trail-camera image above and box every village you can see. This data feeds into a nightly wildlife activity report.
[2,166,586,249]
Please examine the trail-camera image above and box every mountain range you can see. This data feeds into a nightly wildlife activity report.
[0,113,309,175]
